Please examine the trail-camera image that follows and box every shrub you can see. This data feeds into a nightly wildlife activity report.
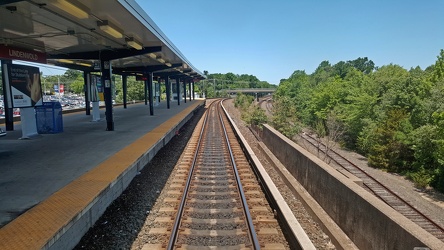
[408,168,432,189]
[243,105,267,128]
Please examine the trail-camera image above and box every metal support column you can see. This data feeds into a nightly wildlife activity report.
[84,71,91,115]
[101,60,114,131]
[122,74,128,109]
[144,77,148,105]
[190,80,194,101]
[165,77,171,109]
[148,72,154,115]
[188,80,192,101]
[183,79,187,103]
[176,77,180,106]
[156,79,160,104]
[1,60,13,131]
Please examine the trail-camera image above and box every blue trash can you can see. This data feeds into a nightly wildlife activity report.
[35,102,63,134]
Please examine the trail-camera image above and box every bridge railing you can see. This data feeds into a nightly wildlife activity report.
[221,88,276,93]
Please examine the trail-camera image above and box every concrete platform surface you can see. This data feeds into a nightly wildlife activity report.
[0,100,202,231]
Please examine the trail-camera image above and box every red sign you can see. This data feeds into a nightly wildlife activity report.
[136,75,148,81]
[60,84,64,94]
[0,45,47,64]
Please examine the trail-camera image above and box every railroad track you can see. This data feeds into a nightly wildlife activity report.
[300,133,444,241]
[145,99,289,249]
[258,97,273,116]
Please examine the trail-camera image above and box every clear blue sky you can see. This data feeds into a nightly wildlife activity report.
[136,0,444,84]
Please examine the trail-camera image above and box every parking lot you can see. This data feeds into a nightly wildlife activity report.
[0,94,101,118]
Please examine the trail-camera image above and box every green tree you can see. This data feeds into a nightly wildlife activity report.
[312,60,334,85]
[428,112,444,191]
[272,51,444,193]
[272,95,301,138]
[70,78,84,94]
[243,105,267,128]
[347,57,375,74]
[338,69,377,149]
[115,76,144,102]
[234,92,253,111]
[332,61,352,79]
[431,49,444,83]
[367,109,413,172]
[61,69,82,92]
[275,70,313,124]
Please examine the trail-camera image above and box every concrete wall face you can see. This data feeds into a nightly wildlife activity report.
[260,124,439,250]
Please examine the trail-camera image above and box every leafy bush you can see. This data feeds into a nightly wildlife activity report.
[234,93,254,111]
[272,95,302,138]
[408,168,432,189]
[242,105,267,128]
[272,52,444,193]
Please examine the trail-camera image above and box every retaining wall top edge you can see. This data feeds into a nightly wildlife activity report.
[262,124,444,248]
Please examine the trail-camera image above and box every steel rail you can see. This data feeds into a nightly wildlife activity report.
[301,133,444,240]
[166,101,213,250]
[218,101,261,250]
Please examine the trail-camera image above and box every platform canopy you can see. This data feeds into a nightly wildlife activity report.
[0,0,205,80]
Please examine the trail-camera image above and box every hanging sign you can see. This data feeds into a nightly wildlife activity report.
[0,45,47,64]
[93,61,101,71]
[136,75,147,81]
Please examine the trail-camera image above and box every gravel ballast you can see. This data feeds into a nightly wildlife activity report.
[74,99,444,249]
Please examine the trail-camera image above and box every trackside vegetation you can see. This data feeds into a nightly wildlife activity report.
[272,52,444,191]
[234,93,268,128]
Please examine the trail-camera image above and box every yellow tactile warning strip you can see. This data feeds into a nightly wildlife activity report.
[0,100,204,250]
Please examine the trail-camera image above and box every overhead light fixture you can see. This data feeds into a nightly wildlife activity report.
[77,62,91,67]
[50,0,89,19]
[182,63,188,69]
[165,62,172,67]
[126,37,143,50]
[58,59,74,64]
[156,56,165,64]
[148,53,157,59]
[97,20,123,38]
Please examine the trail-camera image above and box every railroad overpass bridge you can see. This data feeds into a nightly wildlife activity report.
[223,88,276,94]
[222,88,275,100]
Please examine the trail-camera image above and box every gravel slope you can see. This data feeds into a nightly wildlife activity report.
[74,100,333,249]
[259,98,444,230]
[329,143,444,228]
[74,98,444,249]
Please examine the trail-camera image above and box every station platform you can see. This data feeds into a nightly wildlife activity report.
[0,99,205,250]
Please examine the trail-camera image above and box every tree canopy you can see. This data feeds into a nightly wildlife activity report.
[273,51,444,191]
[198,72,276,98]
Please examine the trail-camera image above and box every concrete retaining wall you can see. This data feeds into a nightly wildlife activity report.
[259,124,443,250]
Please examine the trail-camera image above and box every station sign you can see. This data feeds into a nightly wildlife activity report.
[0,45,47,64]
